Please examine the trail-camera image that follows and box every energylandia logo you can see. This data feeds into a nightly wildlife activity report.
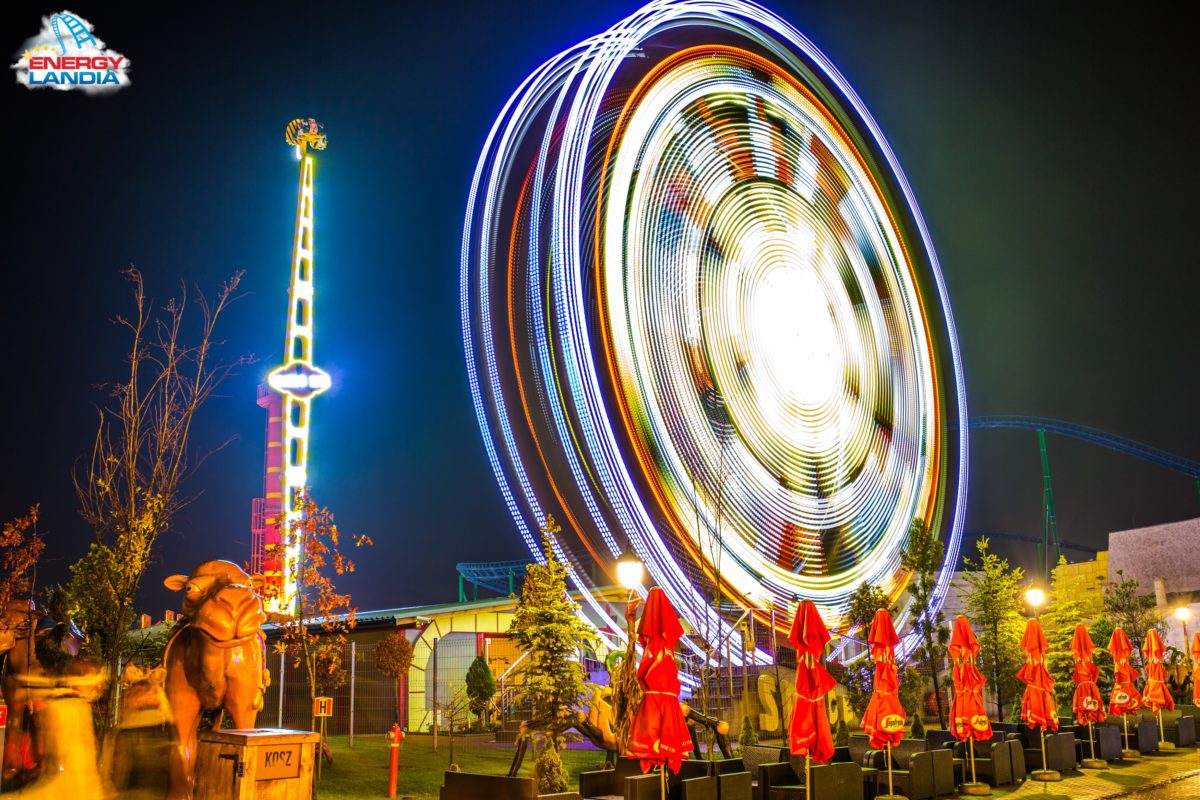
[12,11,130,94]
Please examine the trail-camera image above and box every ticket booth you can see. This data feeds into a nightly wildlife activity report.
[195,728,319,800]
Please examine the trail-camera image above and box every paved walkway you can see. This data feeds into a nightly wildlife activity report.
[1118,772,1200,799]
[988,747,1200,799]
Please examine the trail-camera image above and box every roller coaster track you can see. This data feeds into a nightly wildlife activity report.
[963,530,1098,555]
[969,415,1200,478]
[969,414,1199,578]
[456,559,527,600]
[50,14,96,55]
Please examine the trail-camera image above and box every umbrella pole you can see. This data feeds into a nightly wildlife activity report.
[660,764,665,800]
[887,743,894,798]
[1031,726,1062,781]
[959,738,990,795]
[1158,710,1176,750]
[1081,721,1107,769]
[805,754,811,800]
[1121,714,1139,759]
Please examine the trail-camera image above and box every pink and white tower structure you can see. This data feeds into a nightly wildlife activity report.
[251,118,332,614]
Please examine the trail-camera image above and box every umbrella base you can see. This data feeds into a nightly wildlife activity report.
[1031,769,1062,782]
[1080,758,1108,769]
[1121,749,1141,759]
[876,796,906,800]
[1159,740,1177,750]
[959,781,991,796]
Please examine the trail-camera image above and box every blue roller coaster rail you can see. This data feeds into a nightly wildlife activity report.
[963,530,1098,555]
[50,14,96,55]
[456,559,527,601]
[968,415,1200,579]
[969,416,1200,478]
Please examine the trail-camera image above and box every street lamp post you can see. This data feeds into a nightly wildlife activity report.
[1025,587,1046,619]
[1175,606,1191,655]
[616,550,645,596]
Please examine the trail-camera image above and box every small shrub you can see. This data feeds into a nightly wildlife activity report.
[738,714,758,748]
[533,736,569,794]
[833,696,850,747]
[910,713,926,740]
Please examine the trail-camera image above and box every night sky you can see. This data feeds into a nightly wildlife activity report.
[2,1,1197,618]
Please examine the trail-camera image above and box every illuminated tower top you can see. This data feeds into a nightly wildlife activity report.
[257,118,331,615]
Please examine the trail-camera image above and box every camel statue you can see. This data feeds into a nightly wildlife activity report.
[162,560,268,800]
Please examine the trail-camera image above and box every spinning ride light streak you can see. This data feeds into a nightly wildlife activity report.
[462,0,967,654]
[253,118,331,615]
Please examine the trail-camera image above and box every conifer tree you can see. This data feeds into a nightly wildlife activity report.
[959,538,1025,721]
[901,519,950,727]
[1042,556,1088,706]
[832,697,850,747]
[465,655,497,730]
[1089,616,1116,699]
[841,582,892,715]
[847,581,891,637]
[738,714,759,748]
[509,515,596,793]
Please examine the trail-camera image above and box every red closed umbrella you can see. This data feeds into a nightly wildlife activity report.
[1070,625,1105,724]
[948,616,992,791]
[627,588,692,775]
[1141,630,1173,713]
[1108,628,1142,755]
[861,609,906,799]
[1108,628,1142,715]
[1018,618,1060,781]
[1069,624,1106,768]
[861,609,906,748]
[1018,618,1058,730]
[948,616,992,742]
[1142,629,1175,749]
[1191,632,1200,706]
[787,599,836,797]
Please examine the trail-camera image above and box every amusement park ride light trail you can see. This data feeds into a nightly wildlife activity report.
[457,415,1198,615]
[461,0,969,661]
[251,119,332,615]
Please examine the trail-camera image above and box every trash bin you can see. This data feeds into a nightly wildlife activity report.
[195,728,320,800]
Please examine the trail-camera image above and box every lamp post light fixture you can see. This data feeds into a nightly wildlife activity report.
[1175,606,1190,652]
[1025,587,1046,619]
[616,549,645,592]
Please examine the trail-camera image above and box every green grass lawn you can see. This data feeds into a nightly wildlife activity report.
[316,733,603,799]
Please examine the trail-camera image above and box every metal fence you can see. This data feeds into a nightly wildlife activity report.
[262,640,400,741]
[257,633,774,770]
